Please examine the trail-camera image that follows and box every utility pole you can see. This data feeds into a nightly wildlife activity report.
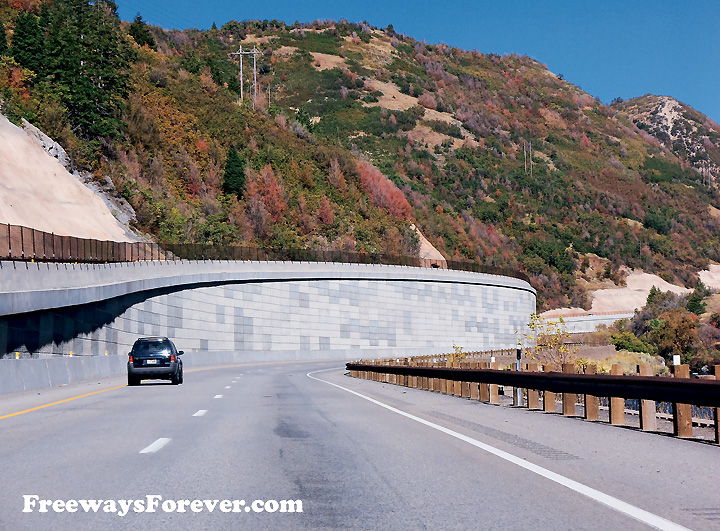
[253,46,257,109]
[229,45,261,109]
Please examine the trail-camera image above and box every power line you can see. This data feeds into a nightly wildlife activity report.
[229,46,262,110]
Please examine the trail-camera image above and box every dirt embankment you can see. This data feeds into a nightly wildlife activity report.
[0,113,136,242]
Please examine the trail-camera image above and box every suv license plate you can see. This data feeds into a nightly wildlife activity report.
[146,359,157,365]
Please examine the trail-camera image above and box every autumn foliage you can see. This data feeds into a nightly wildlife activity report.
[245,164,287,223]
[356,161,412,220]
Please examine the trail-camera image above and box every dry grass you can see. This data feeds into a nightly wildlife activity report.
[585,350,667,375]
[310,52,347,71]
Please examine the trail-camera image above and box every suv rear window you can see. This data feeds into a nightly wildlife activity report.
[132,340,173,357]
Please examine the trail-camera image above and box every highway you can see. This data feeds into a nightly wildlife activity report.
[0,360,718,530]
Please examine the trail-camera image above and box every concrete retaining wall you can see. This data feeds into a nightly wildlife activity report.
[552,313,634,333]
[0,260,536,394]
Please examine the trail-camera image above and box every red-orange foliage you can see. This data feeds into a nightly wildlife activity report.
[328,158,346,193]
[245,164,287,222]
[417,91,437,110]
[316,195,334,226]
[356,161,412,220]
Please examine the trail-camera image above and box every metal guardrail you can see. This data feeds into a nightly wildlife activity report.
[345,363,720,408]
[0,223,531,283]
[346,361,720,442]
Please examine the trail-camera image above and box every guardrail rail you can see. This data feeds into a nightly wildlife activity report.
[346,358,720,444]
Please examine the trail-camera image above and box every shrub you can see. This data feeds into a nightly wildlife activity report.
[356,161,412,220]
[610,331,656,354]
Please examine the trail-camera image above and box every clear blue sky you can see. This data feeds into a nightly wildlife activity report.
[116,0,720,123]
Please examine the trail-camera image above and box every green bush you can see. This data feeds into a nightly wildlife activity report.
[610,331,656,354]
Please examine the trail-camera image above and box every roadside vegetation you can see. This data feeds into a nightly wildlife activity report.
[608,283,720,372]
[2,5,720,310]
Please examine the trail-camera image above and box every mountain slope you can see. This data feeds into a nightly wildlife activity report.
[1,7,720,310]
[613,94,720,186]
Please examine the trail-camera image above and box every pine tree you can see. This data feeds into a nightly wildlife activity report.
[44,0,135,139]
[128,13,156,50]
[0,29,7,56]
[222,146,245,197]
[686,281,708,316]
[10,11,43,73]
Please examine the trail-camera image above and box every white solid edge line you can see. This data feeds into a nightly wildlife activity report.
[139,438,171,454]
[307,368,690,531]
[214,395,223,399]
[193,410,208,417]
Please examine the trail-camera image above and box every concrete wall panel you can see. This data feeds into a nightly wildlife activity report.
[0,261,535,394]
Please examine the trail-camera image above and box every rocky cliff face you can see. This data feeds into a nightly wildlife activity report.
[614,95,720,185]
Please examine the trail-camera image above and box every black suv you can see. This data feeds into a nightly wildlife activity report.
[127,337,184,386]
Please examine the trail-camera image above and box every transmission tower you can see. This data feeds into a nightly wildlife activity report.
[229,45,262,110]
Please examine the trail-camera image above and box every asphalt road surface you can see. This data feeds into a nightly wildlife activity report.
[0,359,718,530]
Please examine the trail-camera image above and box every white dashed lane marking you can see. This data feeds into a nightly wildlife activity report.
[139,438,171,454]
[214,395,223,399]
[193,410,208,417]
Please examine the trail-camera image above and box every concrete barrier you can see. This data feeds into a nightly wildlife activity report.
[0,348,367,395]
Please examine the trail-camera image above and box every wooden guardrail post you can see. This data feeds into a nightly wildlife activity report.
[489,361,499,404]
[584,364,599,420]
[443,360,451,395]
[526,363,540,410]
[453,361,462,396]
[469,361,479,400]
[460,361,470,398]
[672,364,693,438]
[562,363,576,416]
[543,364,556,413]
[638,364,657,432]
[609,364,625,426]
[714,365,720,444]
[479,362,490,402]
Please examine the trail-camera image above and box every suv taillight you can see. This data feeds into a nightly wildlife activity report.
[170,354,176,362]
[129,355,133,363]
